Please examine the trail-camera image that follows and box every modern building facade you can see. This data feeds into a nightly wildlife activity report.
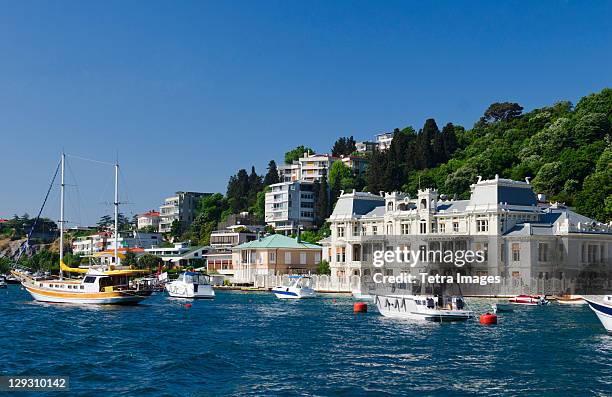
[375,132,394,151]
[232,234,322,283]
[72,231,162,256]
[144,242,209,267]
[159,191,211,233]
[265,181,315,234]
[355,141,377,154]
[324,176,612,295]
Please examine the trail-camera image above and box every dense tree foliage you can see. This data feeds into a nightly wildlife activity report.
[263,160,280,186]
[284,145,313,164]
[364,88,611,222]
[96,213,131,231]
[331,136,357,157]
[0,214,57,240]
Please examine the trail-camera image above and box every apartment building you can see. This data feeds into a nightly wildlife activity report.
[159,191,211,233]
[265,181,315,234]
[324,176,612,295]
[375,132,394,151]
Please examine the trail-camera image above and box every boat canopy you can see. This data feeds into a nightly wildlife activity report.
[60,260,147,276]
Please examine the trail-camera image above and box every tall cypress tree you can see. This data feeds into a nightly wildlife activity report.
[263,160,279,186]
[314,173,330,226]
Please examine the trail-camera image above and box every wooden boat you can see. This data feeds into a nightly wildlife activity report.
[555,295,587,305]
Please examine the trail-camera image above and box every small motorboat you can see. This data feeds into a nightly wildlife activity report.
[491,302,513,313]
[0,276,7,289]
[583,295,612,332]
[272,276,316,299]
[375,294,474,322]
[508,294,549,306]
[351,289,375,301]
[555,295,587,305]
[165,271,215,299]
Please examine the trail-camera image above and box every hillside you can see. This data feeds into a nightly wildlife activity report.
[365,88,612,223]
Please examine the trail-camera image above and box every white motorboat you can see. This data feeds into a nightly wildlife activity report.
[351,289,375,301]
[375,294,473,322]
[583,295,612,332]
[272,276,316,299]
[165,271,215,299]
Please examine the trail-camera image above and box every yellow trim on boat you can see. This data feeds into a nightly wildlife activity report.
[25,283,126,299]
[59,260,147,276]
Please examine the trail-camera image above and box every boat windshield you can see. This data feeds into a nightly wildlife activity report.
[182,273,210,284]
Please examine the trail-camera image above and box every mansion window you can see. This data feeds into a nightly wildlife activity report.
[453,221,459,233]
[353,225,359,236]
[361,226,367,236]
[512,243,520,262]
[336,247,346,263]
[401,223,410,235]
[439,223,446,234]
[419,221,427,234]
[477,219,489,233]
[372,226,378,235]
[538,243,549,262]
[386,223,393,235]
[337,227,345,238]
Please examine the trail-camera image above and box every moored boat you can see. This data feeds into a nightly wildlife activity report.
[0,276,6,289]
[351,288,375,301]
[375,294,473,322]
[492,302,513,313]
[583,295,612,332]
[16,153,152,305]
[272,276,316,299]
[508,295,549,305]
[165,271,215,299]
[555,295,587,305]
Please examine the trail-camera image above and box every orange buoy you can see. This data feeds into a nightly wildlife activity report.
[480,312,497,325]
[184,303,192,308]
[354,302,367,313]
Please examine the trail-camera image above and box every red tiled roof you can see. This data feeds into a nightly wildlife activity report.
[0,219,8,223]
[140,210,160,217]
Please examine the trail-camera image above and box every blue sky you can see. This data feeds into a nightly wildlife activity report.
[1,1,610,225]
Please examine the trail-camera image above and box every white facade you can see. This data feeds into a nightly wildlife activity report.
[137,210,161,231]
[72,231,162,256]
[325,177,612,295]
[375,132,393,151]
[265,181,316,233]
[298,153,338,183]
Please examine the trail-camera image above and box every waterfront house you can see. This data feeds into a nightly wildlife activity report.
[232,234,322,284]
[324,176,612,294]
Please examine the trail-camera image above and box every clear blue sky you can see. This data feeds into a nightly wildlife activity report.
[1,1,610,225]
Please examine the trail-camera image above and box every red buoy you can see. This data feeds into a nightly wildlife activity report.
[480,313,497,325]
[184,303,192,309]
[354,302,367,313]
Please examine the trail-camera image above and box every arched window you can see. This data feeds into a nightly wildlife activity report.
[420,198,427,210]
[387,202,394,211]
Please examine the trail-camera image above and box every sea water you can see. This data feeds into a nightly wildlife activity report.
[1,286,611,396]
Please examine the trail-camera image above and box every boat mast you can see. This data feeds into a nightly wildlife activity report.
[59,152,65,280]
[114,161,119,267]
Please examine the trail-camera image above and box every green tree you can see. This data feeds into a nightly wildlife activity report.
[263,160,280,186]
[122,251,138,268]
[331,136,357,157]
[137,253,161,270]
[483,102,524,122]
[284,145,313,164]
[0,257,12,274]
[170,220,182,238]
[316,260,330,275]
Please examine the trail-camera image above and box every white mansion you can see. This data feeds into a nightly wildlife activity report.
[323,176,612,295]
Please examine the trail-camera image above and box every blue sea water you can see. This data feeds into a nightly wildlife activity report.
[1,286,611,397]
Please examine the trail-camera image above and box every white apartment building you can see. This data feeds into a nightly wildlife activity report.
[355,141,377,153]
[265,181,316,234]
[137,210,161,231]
[278,163,301,182]
[324,176,612,295]
[144,242,208,267]
[72,231,162,256]
[375,132,394,151]
[298,153,338,182]
[159,191,211,233]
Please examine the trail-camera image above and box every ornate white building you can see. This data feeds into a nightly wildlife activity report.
[323,176,612,295]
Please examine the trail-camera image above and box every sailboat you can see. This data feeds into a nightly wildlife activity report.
[12,153,152,305]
